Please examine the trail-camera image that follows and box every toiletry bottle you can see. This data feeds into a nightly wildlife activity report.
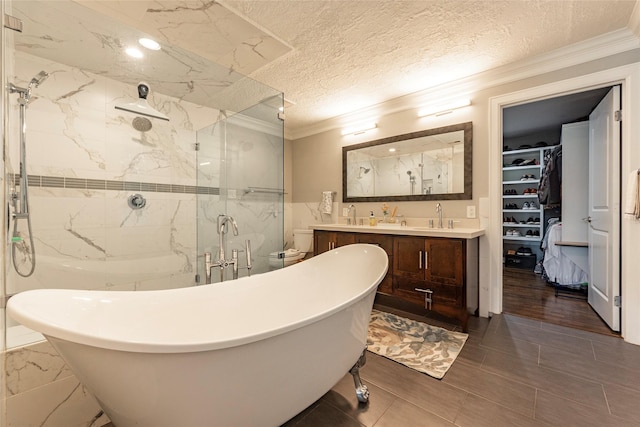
[369,211,377,226]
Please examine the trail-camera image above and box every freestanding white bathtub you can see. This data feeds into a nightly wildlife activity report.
[8,244,388,427]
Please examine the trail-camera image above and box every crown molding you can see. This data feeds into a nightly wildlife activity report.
[628,0,640,39]
[286,27,640,141]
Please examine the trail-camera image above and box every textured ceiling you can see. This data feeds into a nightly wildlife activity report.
[11,0,639,135]
[223,0,637,131]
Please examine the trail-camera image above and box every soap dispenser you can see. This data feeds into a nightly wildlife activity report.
[369,211,377,226]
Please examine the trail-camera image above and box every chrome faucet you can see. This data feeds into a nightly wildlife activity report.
[204,215,253,284]
[436,203,443,228]
[217,214,238,261]
[208,215,239,283]
[347,204,356,225]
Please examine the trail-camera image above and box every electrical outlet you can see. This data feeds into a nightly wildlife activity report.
[466,205,476,218]
[342,207,349,216]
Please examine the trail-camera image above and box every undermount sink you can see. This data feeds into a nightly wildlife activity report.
[372,223,402,229]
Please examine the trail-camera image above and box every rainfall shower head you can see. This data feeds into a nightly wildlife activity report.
[132,116,153,132]
[29,71,49,88]
[357,166,371,179]
[115,82,170,121]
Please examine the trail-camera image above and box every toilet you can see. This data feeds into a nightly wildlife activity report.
[269,229,314,268]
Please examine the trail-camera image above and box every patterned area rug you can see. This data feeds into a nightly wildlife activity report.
[367,309,468,379]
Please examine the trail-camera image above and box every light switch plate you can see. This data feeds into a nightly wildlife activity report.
[342,207,349,216]
[466,205,476,218]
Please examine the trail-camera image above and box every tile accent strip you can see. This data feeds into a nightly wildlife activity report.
[12,174,221,195]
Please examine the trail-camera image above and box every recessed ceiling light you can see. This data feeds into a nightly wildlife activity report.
[139,38,161,51]
[125,47,144,58]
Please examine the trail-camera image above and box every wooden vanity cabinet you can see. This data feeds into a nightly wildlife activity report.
[393,236,468,330]
[314,230,394,294]
[312,229,478,331]
[314,230,356,254]
[354,233,394,295]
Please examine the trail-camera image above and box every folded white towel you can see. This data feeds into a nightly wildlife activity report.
[624,170,640,219]
[319,191,333,214]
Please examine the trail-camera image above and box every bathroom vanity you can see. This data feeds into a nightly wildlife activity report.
[311,224,484,331]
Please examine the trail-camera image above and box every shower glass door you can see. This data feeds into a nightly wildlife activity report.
[196,92,284,284]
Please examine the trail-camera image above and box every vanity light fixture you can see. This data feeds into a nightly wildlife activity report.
[417,98,471,117]
[341,122,377,136]
[139,38,161,51]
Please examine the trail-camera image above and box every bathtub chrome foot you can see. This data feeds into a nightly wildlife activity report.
[349,349,369,404]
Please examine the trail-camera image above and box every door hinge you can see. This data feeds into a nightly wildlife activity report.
[195,142,200,151]
[614,110,622,121]
[614,295,622,307]
[195,273,201,284]
[4,14,23,32]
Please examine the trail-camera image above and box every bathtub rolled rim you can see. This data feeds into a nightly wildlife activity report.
[7,244,389,354]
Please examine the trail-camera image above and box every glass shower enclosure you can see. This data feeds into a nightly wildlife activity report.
[1,1,284,347]
[196,94,285,284]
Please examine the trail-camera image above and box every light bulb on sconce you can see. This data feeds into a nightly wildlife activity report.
[417,98,471,117]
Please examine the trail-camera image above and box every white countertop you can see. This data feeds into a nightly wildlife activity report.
[310,223,485,239]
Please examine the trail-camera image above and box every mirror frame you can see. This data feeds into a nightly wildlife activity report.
[342,121,473,202]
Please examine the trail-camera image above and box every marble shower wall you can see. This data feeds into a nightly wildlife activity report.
[4,51,283,426]
[6,51,212,297]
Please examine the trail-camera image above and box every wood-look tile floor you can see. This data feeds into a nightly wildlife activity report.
[282,308,640,427]
[502,266,618,337]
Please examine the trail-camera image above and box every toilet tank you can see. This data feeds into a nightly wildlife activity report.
[293,229,313,253]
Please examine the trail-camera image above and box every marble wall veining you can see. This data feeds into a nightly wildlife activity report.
[6,51,207,296]
[4,49,284,426]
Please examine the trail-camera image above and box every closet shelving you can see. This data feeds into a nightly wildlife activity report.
[502,145,558,258]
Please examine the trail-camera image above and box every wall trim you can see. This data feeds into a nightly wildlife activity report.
[288,28,640,141]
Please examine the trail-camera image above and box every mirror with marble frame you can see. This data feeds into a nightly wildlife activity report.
[343,122,472,202]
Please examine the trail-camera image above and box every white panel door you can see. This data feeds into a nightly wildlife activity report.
[588,86,621,331]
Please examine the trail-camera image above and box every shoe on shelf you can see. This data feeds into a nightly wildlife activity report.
[523,188,530,194]
[528,202,537,210]
[526,230,534,237]
[526,217,534,224]
[523,247,533,255]
[529,188,538,194]
[516,246,527,255]
[522,202,530,209]
[534,217,540,224]
[533,230,540,237]
[512,230,522,237]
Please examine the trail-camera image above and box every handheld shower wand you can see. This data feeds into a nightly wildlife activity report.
[7,70,49,277]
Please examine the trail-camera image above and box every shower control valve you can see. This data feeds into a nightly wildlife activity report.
[127,193,147,210]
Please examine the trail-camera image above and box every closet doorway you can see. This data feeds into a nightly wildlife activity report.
[501,85,621,337]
